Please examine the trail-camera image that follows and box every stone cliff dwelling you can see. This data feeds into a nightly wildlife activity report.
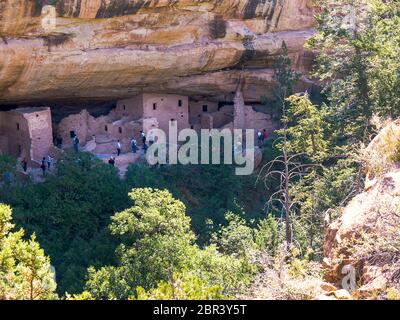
[56,93,189,154]
[0,107,59,165]
[55,91,276,154]
[0,90,276,170]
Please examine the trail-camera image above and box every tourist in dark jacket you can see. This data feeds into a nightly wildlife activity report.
[140,130,146,145]
[108,156,115,166]
[21,159,28,173]
[41,157,46,176]
[131,138,138,153]
[73,135,80,152]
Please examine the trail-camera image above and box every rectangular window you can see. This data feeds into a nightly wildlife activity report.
[202,105,208,112]
[178,100,182,107]
[153,103,157,110]
[16,123,20,131]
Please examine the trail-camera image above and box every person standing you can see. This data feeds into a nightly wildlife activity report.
[148,129,155,146]
[143,142,148,154]
[140,130,146,145]
[263,129,268,141]
[73,135,80,152]
[40,157,46,176]
[234,138,242,156]
[262,129,268,146]
[47,155,53,170]
[21,159,28,173]
[131,137,137,153]
[117,140,121,156]
[257,129,263,147]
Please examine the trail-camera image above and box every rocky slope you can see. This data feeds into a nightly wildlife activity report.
[324,121,400,299]
[0,0,315,105]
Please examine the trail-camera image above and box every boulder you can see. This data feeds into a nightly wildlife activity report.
[333,289,352,300]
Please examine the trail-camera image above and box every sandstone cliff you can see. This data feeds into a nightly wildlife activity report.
[0,0,315,105]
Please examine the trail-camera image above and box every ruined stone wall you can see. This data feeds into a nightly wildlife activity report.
[210,105,234,128]
[23,107,53,162]
[0,112,6,153]
[87,113,110,138]
[56,103,153,154]
[142,93,189,135]
[189,100,219,125]
[0,107,53,163]
[0,110,31,161]
[56,109,90,148]
[115,95,144,119]
[200,113,213,130]
[242,104,274,133]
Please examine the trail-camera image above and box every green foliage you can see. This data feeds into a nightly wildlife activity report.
[3,0,400,300]
[84,188,258,299]
[308,0,400,142]
[273,41,301,109]
[284,94,329,162]
[134,272,226,300]
[264,0,400,258]
[125,163,265,244]
[211,212,255,257]
[254,214,281,256]
[0,204,57,300]
[189,244,256,296]
[0,152,128,294]
[0,155,17,182]
[0,153,267,297]
[365,0,400,118]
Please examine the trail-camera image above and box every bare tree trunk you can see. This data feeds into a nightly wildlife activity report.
[282,137,292,250]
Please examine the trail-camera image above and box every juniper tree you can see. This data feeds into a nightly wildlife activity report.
[0,204,57,300]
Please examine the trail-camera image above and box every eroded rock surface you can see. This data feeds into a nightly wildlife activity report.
[0,0,316,105]
[324,123,400,298]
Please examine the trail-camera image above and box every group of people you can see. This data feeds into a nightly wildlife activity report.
[23,128,269,174]
[108,130,155,166]
[19,155,53,177]
[40,155,53,176]
[257,129,269,147]
[137,130,155,154]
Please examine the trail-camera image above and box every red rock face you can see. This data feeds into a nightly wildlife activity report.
[0,0,316,105]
